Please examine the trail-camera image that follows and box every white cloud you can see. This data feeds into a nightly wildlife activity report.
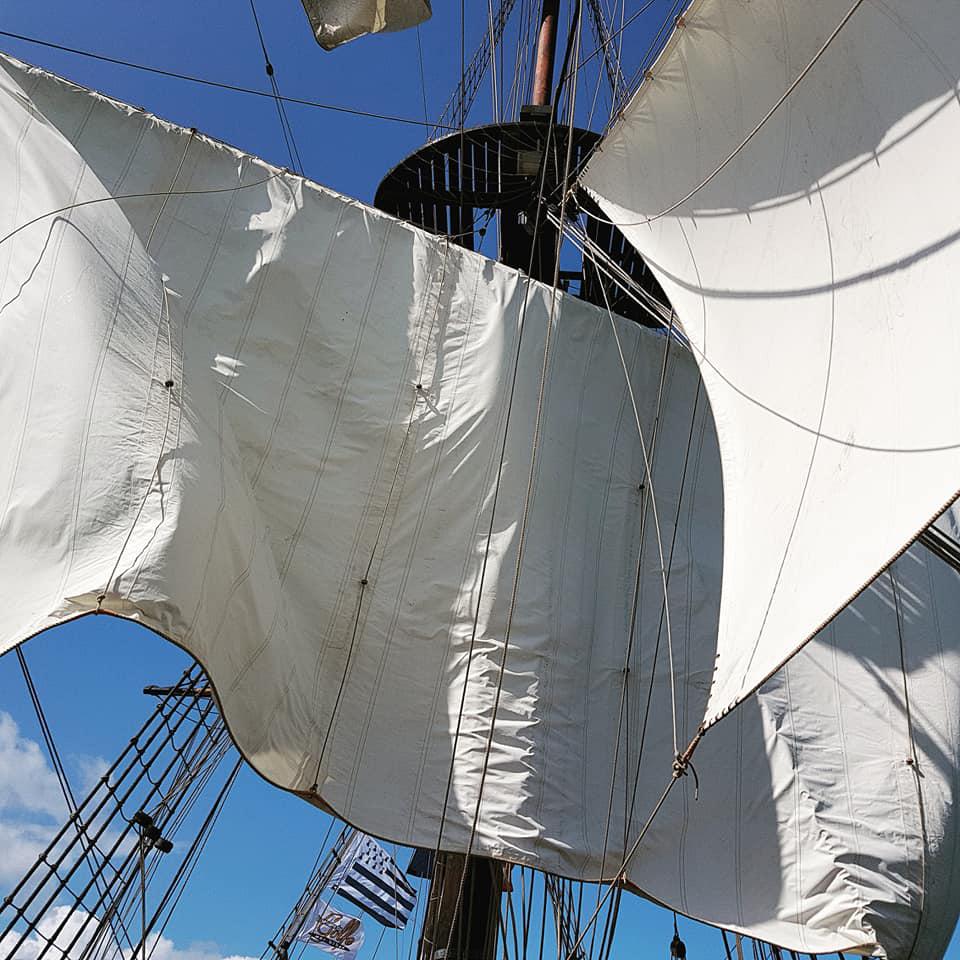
[0,905,100,960]
[149,935,259,960]
[0,712,66,819]
[0,819,58,885]
[0,712,65,887]
[0,907,258,960]
[0,711,255,960]
[0,720,253,960]
[73,754,111,795]
[0,712,111,888]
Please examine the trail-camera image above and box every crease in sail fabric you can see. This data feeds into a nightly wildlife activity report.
[581,0,960,728]
[2,53,960,957]
[300,0,431,49]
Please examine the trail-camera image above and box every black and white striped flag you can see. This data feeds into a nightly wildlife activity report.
[329,833,417,930]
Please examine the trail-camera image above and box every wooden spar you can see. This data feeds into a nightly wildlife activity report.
[531,0,560,105]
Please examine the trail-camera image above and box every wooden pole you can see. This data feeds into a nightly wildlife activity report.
[531,0,560,105]
[419,854,504,960]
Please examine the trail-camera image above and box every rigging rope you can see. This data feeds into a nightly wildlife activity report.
[592,248,680,756]
[584,280,679,960]
[888,567,928,960]
[307,234,451,789]
[0,174,281,250]
[257,823,349,960]
[0,31,455,130]
[0,667,234,960]
[142,759,242,960]
[247,0,304,174]
[555,0,660,96]
[14,647,136,957]
[560,772,681,960]
[415,26,430,127]
[430,0,519,137]
[613,0,686,116]
[427,37,567,896]
[583,0,625,98]
[427,15,588,960]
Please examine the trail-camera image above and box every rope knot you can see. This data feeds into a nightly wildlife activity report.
[672,731,704,797]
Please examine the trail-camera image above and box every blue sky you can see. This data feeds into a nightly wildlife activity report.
[0,2,955,959]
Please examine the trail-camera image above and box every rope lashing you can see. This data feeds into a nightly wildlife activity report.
[670,912,687,958]
[671,729,703,801]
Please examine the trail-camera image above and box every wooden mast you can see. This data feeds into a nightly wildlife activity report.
[418,855,505,960]
[417,7,561,960]
[531,0,560,106]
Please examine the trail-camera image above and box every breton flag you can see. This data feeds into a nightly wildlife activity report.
[329,833,417,929]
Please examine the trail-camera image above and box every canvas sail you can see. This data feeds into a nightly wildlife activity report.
[300,0,431,49]
[582,0,960,728]
[1,54,959,956]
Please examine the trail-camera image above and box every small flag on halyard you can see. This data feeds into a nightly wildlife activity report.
[297,903,365,959]
[330,833,417,929]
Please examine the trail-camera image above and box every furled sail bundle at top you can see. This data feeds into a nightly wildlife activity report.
[1,45,959,958]
[582,0,960,726]
[300,0,431,49]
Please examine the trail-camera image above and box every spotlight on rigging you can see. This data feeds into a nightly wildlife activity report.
[133,810,174,853]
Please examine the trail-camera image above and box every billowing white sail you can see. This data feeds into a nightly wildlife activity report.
[2,54,959,957]
[582,0,960,727]
[300,0,431,49]
[0,51,719,883]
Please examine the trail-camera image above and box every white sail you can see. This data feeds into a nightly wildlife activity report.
[581,0,960,727]
[300,0,431,49]
[2,54,959,956]
[0,52,716,880]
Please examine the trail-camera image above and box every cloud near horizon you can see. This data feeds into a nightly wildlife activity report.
[0,906,259,960]
[0,710,73,886]
[0,716,257,960]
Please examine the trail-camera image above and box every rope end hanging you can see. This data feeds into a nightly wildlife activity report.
[670,912,687,958]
